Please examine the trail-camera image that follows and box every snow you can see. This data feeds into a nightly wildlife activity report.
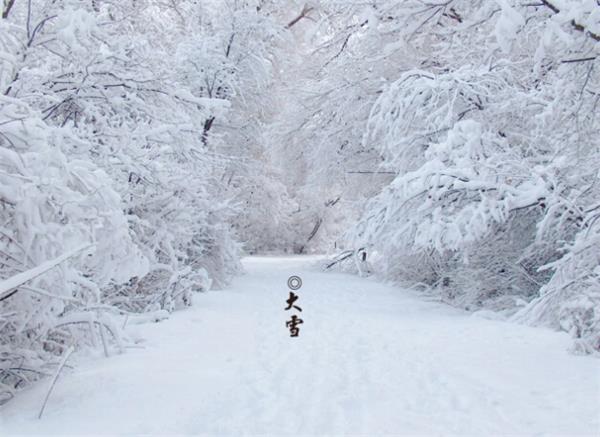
[0,245,92,300]
[494,0,525,53]
[1,256,598,435]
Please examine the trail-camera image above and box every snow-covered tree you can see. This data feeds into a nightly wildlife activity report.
[0,0,290,402]
[277,0,599,352]
[343,0,600,352]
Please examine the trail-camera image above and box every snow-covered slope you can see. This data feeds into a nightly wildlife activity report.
[1,256,598,435]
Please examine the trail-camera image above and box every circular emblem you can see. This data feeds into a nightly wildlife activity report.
[287,275,302,290]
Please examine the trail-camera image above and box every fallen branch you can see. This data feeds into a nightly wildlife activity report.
[324,250,354,270]
[324,248,366,270]
[38,345,74,419]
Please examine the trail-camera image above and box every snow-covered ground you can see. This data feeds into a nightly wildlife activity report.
[1,256,599,435]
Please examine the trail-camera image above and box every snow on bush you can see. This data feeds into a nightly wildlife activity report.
[288,0,600,353]
[0,0,289,403]
[0,94,148,404]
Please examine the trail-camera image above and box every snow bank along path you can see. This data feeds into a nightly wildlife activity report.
[1,256,599,435]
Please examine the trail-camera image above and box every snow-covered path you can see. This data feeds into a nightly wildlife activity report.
[2,256,599,435]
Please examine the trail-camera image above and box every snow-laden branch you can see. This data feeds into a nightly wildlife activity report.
[0,245,93,301]
[540,0,600,42]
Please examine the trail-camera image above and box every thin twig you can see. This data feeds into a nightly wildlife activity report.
[38,345,74,419]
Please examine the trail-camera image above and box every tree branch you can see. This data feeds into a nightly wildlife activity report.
[2,0,17,19]
[287,4,314,29]
[540,0,600,42]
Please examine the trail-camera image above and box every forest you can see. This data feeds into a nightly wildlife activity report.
[0,0,599,423]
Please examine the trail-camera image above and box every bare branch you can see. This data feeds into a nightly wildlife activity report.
[2,0,17,19]
[541,0,600,42]
[287,4,314,29]
[561,57,597,63]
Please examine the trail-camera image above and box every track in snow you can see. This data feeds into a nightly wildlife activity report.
[1,256,599,435]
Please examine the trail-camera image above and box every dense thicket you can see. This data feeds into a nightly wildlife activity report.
[277,1,600,354]
[0,0,297,403]
[1,0,598,406]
